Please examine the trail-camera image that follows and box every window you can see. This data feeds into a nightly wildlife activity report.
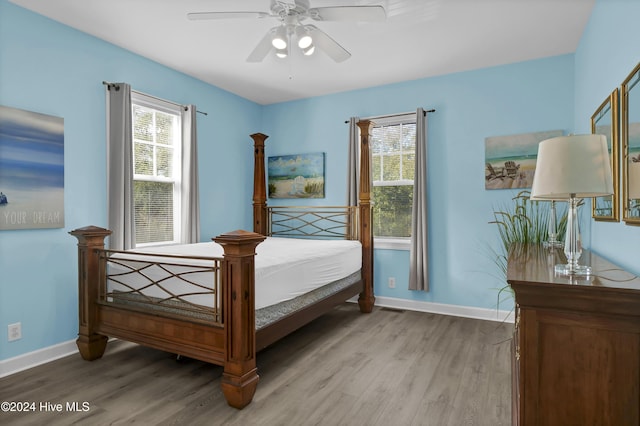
[371,114,416,244]
[131,93,182,246]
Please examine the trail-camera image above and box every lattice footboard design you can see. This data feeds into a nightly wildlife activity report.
[99,250,222,325]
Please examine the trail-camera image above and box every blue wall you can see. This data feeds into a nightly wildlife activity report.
[2,0,637,363]
[0,0,262,360]
[574,0,640,273]
[262,56,575,309]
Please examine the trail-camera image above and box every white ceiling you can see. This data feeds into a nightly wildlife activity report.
[9,0,595,105]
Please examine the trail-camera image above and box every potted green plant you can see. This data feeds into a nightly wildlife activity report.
[488,190,568,308]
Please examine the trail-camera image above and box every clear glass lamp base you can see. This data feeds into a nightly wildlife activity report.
[543,240,564,249]
[555,263,592,276]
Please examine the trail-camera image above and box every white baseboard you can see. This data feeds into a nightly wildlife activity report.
[373,296,514,323]
[347,295,514,323]
[2,298,513,379]
[0,339,77,378]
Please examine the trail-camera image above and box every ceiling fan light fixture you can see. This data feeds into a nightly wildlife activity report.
[302,44,315,56]
[275,46,288,59]
[190,0,366,63]
[271,25,288,49]
[295,25,313,49]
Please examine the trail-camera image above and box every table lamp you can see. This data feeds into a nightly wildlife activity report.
[530,134,613,275]
[529,195,564,249]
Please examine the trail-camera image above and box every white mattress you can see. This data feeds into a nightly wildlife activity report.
[108,237,362,310]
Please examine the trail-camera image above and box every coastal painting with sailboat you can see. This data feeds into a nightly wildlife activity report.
[0,105,64,230]
[484,129,563,190]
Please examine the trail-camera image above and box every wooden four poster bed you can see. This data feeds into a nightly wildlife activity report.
[70,121,375,409]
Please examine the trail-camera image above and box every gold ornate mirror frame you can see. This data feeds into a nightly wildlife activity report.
[591,89,620,221]
[621,62,640,226]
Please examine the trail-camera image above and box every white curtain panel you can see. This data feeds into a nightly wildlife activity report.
[409,108,429,291]
[180,105,200,244]
[106,82,135,250]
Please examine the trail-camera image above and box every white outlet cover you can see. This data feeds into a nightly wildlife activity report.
[8,323,21,341]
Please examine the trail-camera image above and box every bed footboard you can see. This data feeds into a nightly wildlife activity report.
[70,226,112,360]
[70,226,266,409]
[212,230,266,409]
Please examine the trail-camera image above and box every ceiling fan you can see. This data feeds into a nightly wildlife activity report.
[187,0,386,63]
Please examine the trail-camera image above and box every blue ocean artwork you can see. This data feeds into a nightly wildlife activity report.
[0,105,64,230]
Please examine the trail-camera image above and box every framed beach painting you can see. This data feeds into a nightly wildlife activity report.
[622,62,640,225]
[0,105,64,230]
[268,152,325,198]
[484,129,563,190]
[591,88,619,221]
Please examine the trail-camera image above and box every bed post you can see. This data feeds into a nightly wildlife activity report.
[213,229,266,409]
[69,226,112,360]
[251,133,269,235]
[357,120,375,313]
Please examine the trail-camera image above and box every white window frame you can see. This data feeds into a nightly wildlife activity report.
[131,92,183,247]
[371,113,416,251]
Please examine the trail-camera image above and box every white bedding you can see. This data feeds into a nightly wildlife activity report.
[108,237,362,310]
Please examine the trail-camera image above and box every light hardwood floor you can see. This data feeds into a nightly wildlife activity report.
[0,304,513,425]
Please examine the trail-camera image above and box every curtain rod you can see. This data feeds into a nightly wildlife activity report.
[102,81,208,116]
[344,108,435,124]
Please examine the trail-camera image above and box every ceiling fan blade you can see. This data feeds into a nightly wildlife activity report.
[187,11,270,21]
[247,30,275,63]
[307,25,351,63]
[309,5,386,22]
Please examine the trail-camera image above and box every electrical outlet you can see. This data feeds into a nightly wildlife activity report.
[388,277,396,288]
[8,322,21,342]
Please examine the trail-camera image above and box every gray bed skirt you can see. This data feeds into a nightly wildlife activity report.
[108,270,362,330]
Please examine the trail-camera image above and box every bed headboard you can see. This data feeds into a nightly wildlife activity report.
[250,122,374,313]
[250,122,373,242]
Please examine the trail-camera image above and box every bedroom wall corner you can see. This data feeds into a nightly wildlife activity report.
[0,0,262,362]
[261,55,575,314]
[573,0,640,275]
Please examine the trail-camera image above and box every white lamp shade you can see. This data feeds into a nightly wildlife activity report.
[530,134,613,200]
[629,161,640,199]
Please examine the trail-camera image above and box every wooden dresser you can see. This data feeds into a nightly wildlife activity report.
[507,244,640,426]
